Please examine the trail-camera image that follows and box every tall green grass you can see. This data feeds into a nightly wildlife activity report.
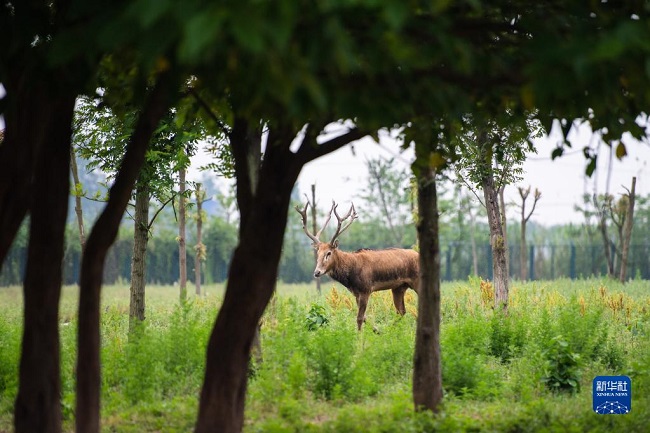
[0,278,648,432]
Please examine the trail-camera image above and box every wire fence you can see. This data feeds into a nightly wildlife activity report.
[443,243,650,281]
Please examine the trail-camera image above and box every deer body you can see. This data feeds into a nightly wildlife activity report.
[297,201,419,330]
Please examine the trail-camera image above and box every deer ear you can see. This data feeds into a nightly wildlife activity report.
[332,239,339,248]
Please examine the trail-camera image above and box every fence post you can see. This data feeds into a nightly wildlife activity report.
[445,245,452,281]
[550,245,555,279]
[570,243,576,279]
[529,245,535,281]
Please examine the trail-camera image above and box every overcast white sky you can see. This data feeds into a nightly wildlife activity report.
[292,121,650,227]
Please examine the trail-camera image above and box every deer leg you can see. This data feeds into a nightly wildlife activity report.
[356,293,369,330]
[392,286,407,315]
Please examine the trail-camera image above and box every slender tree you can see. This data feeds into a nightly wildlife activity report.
[178,166,188,302]
[194,183,207,296]
[517,186,542,280]
[619,177,637,282]
[70,148,87,251]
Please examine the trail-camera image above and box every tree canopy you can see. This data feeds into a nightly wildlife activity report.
[2,1,650,432]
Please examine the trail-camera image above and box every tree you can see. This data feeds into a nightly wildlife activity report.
[360,157,413,246]
[619,177,637,282]
[194,183,208,296]
[517,186,542,280]
[3,2,650,432]
[411,154,443,412]
[178,166,188,302]
[455,114,541,312]
[75,94,201,331]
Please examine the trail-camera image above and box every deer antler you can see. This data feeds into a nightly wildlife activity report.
[330,202,358,244]
[295,200,336,245]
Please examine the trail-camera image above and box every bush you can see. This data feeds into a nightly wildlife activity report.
[541,335,582,394]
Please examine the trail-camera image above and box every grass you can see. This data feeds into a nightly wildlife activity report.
[0,277,649,432]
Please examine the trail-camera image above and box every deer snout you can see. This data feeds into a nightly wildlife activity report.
[314,270,322,278]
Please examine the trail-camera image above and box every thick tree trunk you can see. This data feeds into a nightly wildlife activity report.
[129,187,150,332]
[483,174,508,312]
[0,80,47,264]
[619,177,636,282]
[76,73,175,433]
[195,151,302,433]
[14,93,75,433]
[194,119,363,432]
[412,164,443,412]
[179,167,188,301]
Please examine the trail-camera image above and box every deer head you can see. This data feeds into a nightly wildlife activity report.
[295,200,358,277]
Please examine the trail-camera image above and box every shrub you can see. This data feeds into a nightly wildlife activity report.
[541,335,581,394]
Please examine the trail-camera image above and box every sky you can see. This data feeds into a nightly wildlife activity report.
[292,121,650,227]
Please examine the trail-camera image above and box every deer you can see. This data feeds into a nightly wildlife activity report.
[296,201,419,330]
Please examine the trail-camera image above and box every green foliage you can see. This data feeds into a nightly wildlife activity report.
[305,304,329,331]
[488,312,528,364]
[306,321,356,400]
[541,336,582,394]
[0,280,649,431]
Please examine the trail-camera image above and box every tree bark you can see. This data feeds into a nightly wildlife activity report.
[0,78,47,265]
[619,177,636,282]
[14,93,75,433]
[483,174,508,312]
[499,186,509,279]
[519,187,529,281]
[595,195,615,278]
[195,120,364,432]
[195,183,205,296]
[179,167,188,302]
[76,72,176,433]
[412,164,443,412]
[70,147,86,250]
[129,186,150,332]
[195,123,301,433]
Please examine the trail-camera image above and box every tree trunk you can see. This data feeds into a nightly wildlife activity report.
[129,187,150,332]
[596,197,615,278]
[76,72,175,433]
[195,183,204,296]
[519,192,528,281]
[483,174,508,312]
[499,186,509,279]
[70,147,86,250]
[0,80,47,265]
[412,164,443,412]
[195,126,302,433]
[14,93,75,433]
[195,120,363,432]
[310,184,321,294]
[619,177,636,282]
[468,204,479,276]
[179,167,188,302]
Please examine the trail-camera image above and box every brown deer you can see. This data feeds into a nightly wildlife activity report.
[296,201,419,330]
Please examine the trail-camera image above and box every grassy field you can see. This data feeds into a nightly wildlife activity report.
[0,277,649,432]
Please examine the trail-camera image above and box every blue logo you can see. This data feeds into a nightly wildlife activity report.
[593,376,631,414]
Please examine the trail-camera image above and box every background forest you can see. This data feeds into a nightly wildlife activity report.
[2,156,648,287]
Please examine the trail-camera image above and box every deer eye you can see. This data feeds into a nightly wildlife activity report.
[325,251,331,261]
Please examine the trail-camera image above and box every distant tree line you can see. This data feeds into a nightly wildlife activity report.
[3,189,649,286]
